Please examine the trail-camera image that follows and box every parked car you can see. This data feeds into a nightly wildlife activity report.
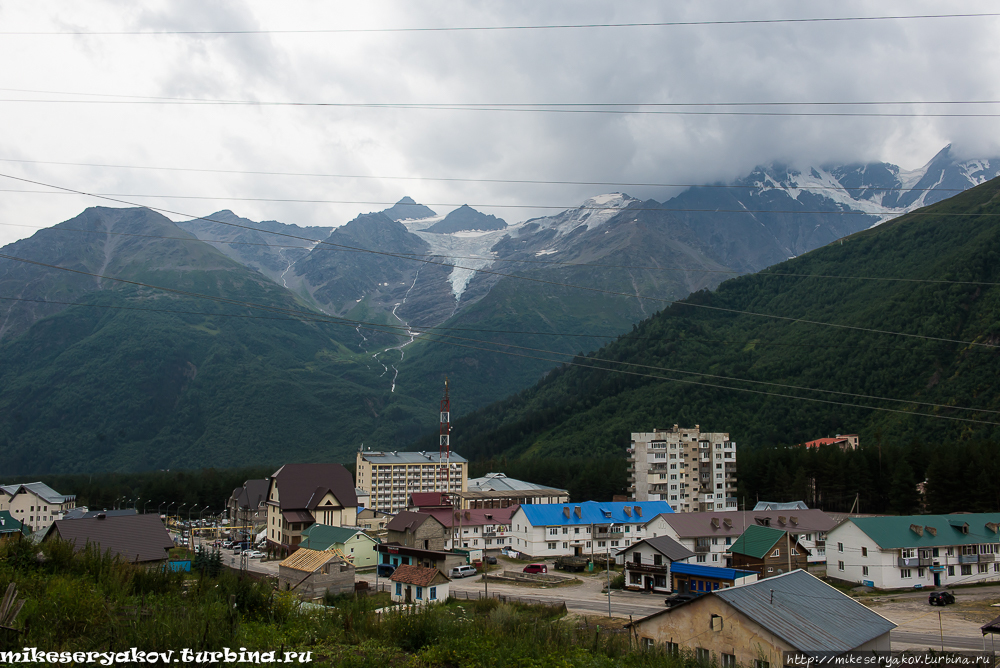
[450,565,478,579]
[244,550,265,559]
[484,555,498,565]
[376,564,396,577]
[929,591,955,606]
[522,563,548,574]
[664,593,698,607]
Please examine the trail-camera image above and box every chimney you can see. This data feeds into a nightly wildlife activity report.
[634,506,642,518]
[910,524,924,537]
[711,517,720,528]
[574,506,582,518]
[624,506,632,517]
[563,507,571,519]
[97,513,106,520]
[777,516,787,525]
[789,516,798,525]
[925,526,937,536]
[723,518,732,529]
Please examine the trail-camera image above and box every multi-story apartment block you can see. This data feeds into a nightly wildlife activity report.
[356,450,468,514]
[627,425,737,512]
[0,482,77,533]
[827,513,1000,589]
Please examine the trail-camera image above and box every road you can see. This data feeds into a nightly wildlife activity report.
[890,631,986,651]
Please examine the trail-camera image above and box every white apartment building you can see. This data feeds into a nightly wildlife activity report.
[356,450,468,514]
[628,425,737,512]
[508,501,674,560]
[0,482,77,533]
[828,513,1000,590]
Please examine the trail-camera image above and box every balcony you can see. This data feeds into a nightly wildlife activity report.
[959,554,980,565]
[694,544,711,553]
[597,530,624,538]
[898,557,933,568]
[979,553,996,563]
[623,562,668,575]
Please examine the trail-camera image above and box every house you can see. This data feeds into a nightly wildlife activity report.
[459,473,569,509]
[265,463,359,552]
[228,479,269,527]
[421,507,515,552]
[509,501,673,559]
[42,513,174,563]
[389,564,450,606]
[727,525,811,578]
[355,450,469,514]
[670,562,758,594]
[375,543,466,574]
[0,511,29,539]
[277,548,355,599]
[386,511,448,552]
[753,501,809,512]
[629,569,894,661]
[357,508,393,533]
[0,482,77,533]
[642,508,835,568]
[826,513,1000,589]
[800,434,859,451]
[618,535,695,593]
[408,492,456,511]
[355,488,370,510]
[299,524,380,568]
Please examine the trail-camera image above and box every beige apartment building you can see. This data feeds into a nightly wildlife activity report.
[0,482,77,533]
[627,425,737,512]
[356,450,468,514]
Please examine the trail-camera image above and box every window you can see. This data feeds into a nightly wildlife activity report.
[838,542,844,553]
[416,586,423,600]
[395,583,402,596]
[979,564,989,574]
[862,566,869,576]
[697,555,706,563]
[665,642,679,656]
[791,549,799,556]
[725,537,731,545]
[641,638,654,649]
[722,654,736,668]
[961,565,972,576]
[772,549,780,558]
[948,566,955,576]
[598,541,606,548]
[563,542,568,549]
[712,538,718,545]
[767,567,773,573]
[696,648,710,664]
[630,572,642,584]
[611,540,619,547]
[995,563,1000,573]
[838,561,845,571]
[861,547,868,557]
[562,528,568,535]
[574,527,580,534]
[653,554,662,566]
[901,548,915,559]
[918,567,925,577]
[754,661,770,668]
[805,534,812,541]
[712,554,719,562]
[430,587,437,600]
[549,528,558,535]
[901,569,912,579]
[547,542,556,550]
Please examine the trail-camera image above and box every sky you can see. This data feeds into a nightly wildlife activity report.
[1,0,999,247]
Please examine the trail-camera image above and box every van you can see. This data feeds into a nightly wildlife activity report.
[450,565,478,579]
[523,563,547,574]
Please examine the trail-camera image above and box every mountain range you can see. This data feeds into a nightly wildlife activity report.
[0,145,997,473]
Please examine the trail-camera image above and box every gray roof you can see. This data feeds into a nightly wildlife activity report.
[466,473,567,494]
[359,451,468,465]
[1,482,75,504]
[233,479,269,509]
[44,514,175,563]
[654,509,835,538]
[754,501,809,511]
[714,570,895,655]
[622,534,695,562]
[61,509,137,520]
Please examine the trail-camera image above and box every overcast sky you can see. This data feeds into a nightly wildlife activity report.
[1,1,999,247]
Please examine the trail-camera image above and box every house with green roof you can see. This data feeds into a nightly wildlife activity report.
[0,510,29,538]
[727,524,810,578]
[827,513,1000,590]
[298,524,380,568]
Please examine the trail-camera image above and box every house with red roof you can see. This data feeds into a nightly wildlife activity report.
[800,434,859,451]
[389,564,450,605]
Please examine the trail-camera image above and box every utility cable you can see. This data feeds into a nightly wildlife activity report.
[2,170,997,350]
[2,13,997,35]
[1,256,998,426]
[0,156,972,194]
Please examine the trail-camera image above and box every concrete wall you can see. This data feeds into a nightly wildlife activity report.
[278,562,355,600]
[388,520,446,552]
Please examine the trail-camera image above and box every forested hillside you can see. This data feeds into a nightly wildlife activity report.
[432,177,1000,508]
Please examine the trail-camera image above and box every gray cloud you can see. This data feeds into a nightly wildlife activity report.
[0,0,998,246]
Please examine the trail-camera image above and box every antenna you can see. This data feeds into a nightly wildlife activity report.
[438,378,451,494]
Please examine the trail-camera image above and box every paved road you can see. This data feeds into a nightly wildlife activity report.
[890,631,986,651]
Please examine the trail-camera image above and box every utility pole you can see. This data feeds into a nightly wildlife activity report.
[607,523,615,618]
[786,530,792,573]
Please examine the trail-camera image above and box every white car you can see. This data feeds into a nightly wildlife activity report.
[449,565,477,578]
[244,550,265,559]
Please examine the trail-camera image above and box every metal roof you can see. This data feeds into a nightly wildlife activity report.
[466,473,567,494]
[846,513,1000,549]
[269,463,358,510]
[714,570,896,655]
[670,562,756,580]
[358,451,468,465]
[1,481,75,504]
[754,501,809,511]
[299,524,375,550]
[728,524,787,559]
[0,511,29,535]
[622,535,696,562]
[43,514,175,563]
[517,501,673,527]
[652,508,835,538]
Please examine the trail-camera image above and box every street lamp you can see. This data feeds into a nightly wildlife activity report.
[198,507,212,550]
[158,502,166,516]
[142,499,151,514]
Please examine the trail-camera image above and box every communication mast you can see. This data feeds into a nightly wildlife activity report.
[438,378,451,494]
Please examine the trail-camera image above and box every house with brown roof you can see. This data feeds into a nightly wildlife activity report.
[421,507,515,552]
[277,547,355,600]
[727,525,811,578]
[227,479,269,528]
[386,511,447,551]
[389,564,450,605]
[642,508,835,568]
[618,535,695,593]
[42,513,174,563]
[265,463,359,552]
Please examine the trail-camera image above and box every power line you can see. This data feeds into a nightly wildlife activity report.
[0,156,972,194]
[1,171,997,350]
[1,259,998,428]
[2,13,997,35]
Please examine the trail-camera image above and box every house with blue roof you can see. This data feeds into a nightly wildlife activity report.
[509,501,673,559]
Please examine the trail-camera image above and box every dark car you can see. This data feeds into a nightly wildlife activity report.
[929,591,955,606]
[484,556,498,565]
[376,564,396,578]
[664,593,698,607]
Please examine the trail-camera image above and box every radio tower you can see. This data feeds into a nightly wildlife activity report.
[438,378,451,496]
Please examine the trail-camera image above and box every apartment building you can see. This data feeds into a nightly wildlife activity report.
[0,482,77,533]
[459,473,569,509]
[356,450,468,514]
[827,513,1000,590]
[627,426,737,512]
[265,463,359,551]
